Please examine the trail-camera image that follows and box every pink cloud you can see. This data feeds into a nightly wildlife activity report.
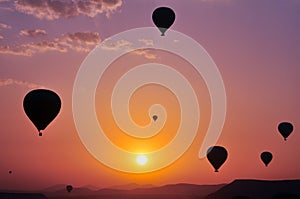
[14,0,122,20]
[0,31,101,56]
[19,29,47,37]
[59,32,101,52]
[100,39,131,51]
[0,45,33,56]
[0,22,12,29]
[138,39,154,46]
[131,49,158,60]
[0,78,44,88]
[24,41,67,53]
[60,32,100,45]
[100,38,157,59]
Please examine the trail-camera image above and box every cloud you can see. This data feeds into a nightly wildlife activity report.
[0,45,33,56]
[131,49,157,60]
[19,29,47,37]
[60,32,100,45]
[100,39,131,51]
[0,34,3,40]
[24,41,67,53]
[138,39,154,46]
[100,38,157,59]
[0,22,12,29]
[0,78,44,88]
[14,0,122,20]
[0,32,156,59]
[0,41,67,56]
[58,31,101,52]
[0,31,101,56]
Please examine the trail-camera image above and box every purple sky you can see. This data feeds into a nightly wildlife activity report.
[0,0,299,190]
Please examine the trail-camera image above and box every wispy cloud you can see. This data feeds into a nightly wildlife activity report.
[0,45,33,56]
[60,32,100,45]
[0,33,158,59]
[138,39,154,46]
[0,31,101,56]
[58,32,101,52]
[0,34,3,40]
[100,39,131,51]
[0,78,44,88]
[19,29,47,37]
[0,41,67,56]
[0,22,12,29]
[100,38,157,59]
[131,49,157,60]
[14,0,122,20]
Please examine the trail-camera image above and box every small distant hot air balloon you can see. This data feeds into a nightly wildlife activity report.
[8,170,12,174]
[260,151,273,167]
[152,115,158,121]
[23,89,61,136]
[278,122,294,141]
[152,7,175,36]
[206,146,228,172]
[66,185,73,193]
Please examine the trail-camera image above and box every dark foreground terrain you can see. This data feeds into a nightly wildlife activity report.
[1,179,300,199]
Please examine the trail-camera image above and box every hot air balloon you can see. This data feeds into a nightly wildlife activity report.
[278,122,294,141]
[206,146,228,172]
[23,89,61,136]
[260,151,273,167]
[66,185,73,193]
[8,170,12,174]
[152,7,175,36]
[152,115,158,121]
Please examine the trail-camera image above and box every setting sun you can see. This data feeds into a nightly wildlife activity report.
[136,155,148,165]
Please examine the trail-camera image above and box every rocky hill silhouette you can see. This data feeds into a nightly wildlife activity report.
[2,179,300,199]
[0,192,47,199]
[205,179,300,199]
[44,183,224,199]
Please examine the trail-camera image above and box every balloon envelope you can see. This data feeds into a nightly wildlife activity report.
[206,146,228,172]
[23,89,61,136]
[66,185,73,193]
[152,7,175,36]
[260,151,273,167]
[278,122,293,141]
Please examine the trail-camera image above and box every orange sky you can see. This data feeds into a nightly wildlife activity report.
[0,0,299,190]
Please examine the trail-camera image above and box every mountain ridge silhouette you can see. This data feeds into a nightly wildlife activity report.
[1,179,299,199]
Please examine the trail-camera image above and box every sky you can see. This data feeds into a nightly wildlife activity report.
[0,0,300,191]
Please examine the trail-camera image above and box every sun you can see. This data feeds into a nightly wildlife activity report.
[136,155,148,165]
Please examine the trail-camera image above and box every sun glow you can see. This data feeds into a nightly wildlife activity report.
[136,155,148,165]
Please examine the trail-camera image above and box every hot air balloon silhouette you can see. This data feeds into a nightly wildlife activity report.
[23,89,61,136]
[152,115,158,121]
[8,170,12,174]
[206,146,228,172]
[278,122,294,141]
[152,7,175,36]
[66,185,73,193]
[260,151,273,167]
